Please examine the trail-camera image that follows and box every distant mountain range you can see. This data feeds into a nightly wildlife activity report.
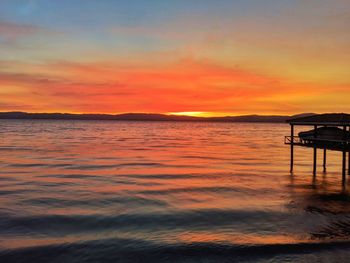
[0,112,316,123]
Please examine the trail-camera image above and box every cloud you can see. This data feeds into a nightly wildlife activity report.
[0,57,330,114]
[0,20,44,44]
[0,71,122,90]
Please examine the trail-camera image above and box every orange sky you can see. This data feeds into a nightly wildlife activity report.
[0,0,349,116]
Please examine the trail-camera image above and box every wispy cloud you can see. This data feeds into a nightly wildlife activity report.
[0,20,44,44]
[0,57,340,114]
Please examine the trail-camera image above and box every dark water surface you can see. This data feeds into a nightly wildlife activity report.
[1,120,350,262]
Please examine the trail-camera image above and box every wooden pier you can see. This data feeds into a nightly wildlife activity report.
[285,113,350,184]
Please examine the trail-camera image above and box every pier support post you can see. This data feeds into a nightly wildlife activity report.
[348,151,350,176]
[342,150,346,184]
[323,149,327,172]
[290,124,294,172]
[312,125,317,176]
[348,125,350,176]
[313,147,317,176]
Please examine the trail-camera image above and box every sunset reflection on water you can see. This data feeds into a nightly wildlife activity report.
[1,120,350,262]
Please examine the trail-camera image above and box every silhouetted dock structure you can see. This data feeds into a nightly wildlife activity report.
[285,113,350,184]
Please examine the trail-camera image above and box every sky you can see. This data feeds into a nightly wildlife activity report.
[0,0,349,116]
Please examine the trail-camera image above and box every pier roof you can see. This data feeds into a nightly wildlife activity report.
[287,113,350,126]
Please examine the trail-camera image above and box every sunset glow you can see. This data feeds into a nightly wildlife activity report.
[170,112,208,117]
[0,0,349,116]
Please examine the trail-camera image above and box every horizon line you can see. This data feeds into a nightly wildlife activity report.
[0,110,322,118]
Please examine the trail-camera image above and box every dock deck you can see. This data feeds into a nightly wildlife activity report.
[284,136,350,151]
[285,113,350,184]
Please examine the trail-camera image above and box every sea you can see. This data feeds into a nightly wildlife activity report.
[1,120,350,262]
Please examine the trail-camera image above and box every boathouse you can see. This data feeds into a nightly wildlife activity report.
[285,113,350,183]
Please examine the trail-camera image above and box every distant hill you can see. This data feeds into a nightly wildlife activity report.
[0,111,316,123]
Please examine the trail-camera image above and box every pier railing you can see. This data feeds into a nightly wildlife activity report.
[285,136,350,150]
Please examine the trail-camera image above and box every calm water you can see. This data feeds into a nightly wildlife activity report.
[1,120,350,262]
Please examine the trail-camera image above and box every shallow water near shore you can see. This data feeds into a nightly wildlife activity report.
[1,120,350,262]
